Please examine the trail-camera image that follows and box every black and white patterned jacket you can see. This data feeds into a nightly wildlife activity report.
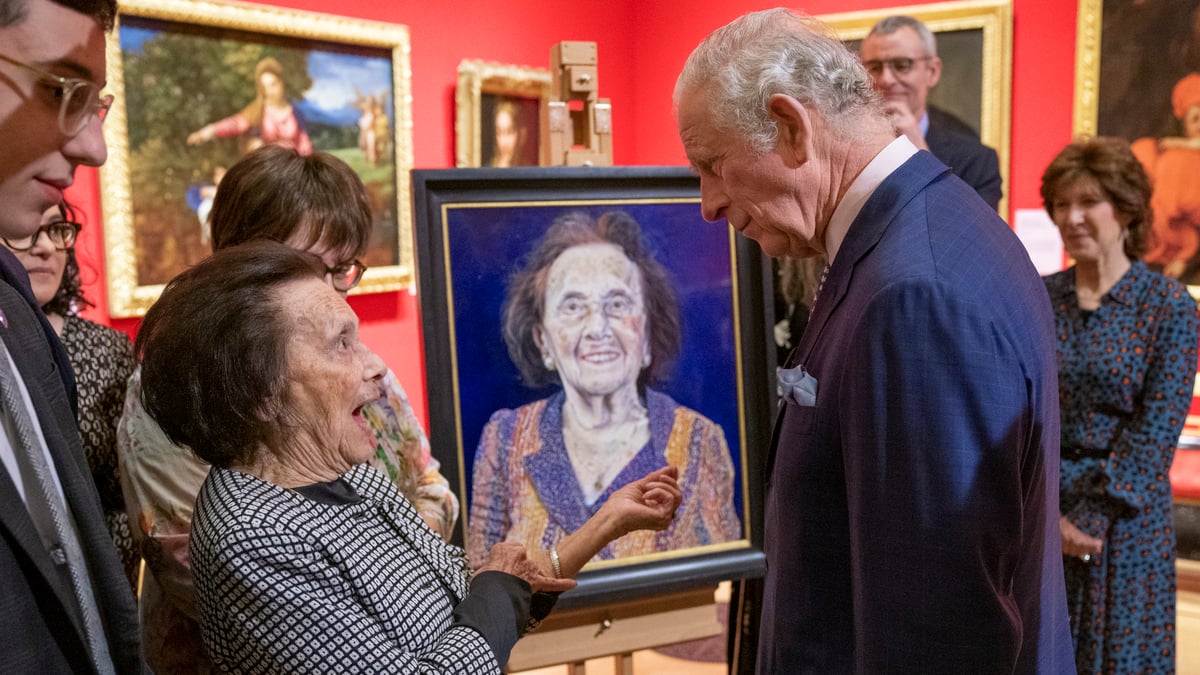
[192,463,534,674]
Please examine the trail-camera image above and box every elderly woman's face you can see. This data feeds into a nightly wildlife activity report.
[537,242,648,401]
[275,277,385,472]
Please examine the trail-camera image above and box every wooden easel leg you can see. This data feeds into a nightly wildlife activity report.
[614,652,633,675]
[566,661,587,675]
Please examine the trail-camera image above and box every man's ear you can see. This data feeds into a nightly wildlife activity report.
[767,93,814,168]
[926,55,943,89]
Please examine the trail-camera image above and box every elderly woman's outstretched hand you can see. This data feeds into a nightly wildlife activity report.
[602,466,682,536]
[479,542,577,594]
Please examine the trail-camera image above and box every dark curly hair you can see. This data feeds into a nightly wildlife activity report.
[502,210,682,390]
[1040,136,1152,261]
[42,201,92,317]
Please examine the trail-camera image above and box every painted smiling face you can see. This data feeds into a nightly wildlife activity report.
[536,242,649,402]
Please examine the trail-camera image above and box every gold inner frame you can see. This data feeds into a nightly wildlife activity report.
[100,0,414,317]
[454,59,550,168]
[819,0,1014,218]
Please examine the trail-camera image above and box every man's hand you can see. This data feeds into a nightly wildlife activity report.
[883,101,929,150]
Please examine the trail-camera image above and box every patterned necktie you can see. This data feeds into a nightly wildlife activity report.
[809,263,831,319]
[0,346,112,673]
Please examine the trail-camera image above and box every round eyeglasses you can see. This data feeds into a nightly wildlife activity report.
[325,259,368,292]
[2,220,82,252]
[861,56,933,77]
[0,53,114,137]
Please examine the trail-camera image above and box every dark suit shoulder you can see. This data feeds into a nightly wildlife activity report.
[925,107,1002,211]
[927,105,979,138]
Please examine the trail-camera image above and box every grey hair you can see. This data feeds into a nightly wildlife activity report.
[675,8,881,153]
[866,15,938,57]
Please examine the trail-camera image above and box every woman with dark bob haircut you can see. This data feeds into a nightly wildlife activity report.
[137,240,681,674]
[118,145,458,674]
[1041,136,1199,674]
[467,210,742,569]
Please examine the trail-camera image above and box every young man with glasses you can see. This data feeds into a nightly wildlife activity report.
[860,15,1003,211]
[0,0,143,672]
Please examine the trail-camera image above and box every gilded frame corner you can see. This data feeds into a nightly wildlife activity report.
[100,0,414,317]
[454,59,551,168]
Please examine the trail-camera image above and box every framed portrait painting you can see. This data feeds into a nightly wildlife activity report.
[820,0,1014,216]
[1073,0,1200,282]
[413,167,770,606]
[454,59,550,168]
[100,0,414,317]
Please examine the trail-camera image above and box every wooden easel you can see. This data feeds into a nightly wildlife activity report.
[508,586,721,674]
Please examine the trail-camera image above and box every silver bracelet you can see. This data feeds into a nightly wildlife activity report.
[550,545,562,579]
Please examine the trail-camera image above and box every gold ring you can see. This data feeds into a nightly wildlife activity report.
[1080,553,1092,563]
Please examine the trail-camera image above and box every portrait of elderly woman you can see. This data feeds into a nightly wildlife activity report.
[467,210,742,569]
[136,240,681,673]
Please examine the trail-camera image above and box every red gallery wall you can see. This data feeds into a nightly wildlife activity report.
[66,0,1080,427]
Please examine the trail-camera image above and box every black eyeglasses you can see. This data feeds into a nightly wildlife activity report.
[2,220,82,252]
[0,53,113,137]
[325,259,368,292]
[862,56,932,77]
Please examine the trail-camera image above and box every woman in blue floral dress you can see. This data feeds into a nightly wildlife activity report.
[1041,136,1199,674]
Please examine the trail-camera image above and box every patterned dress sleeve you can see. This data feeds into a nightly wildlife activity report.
[117,366,211,618]
[197,526,503,674]
[467,412,514,569]
[1072,283,1199,527]
[693,418,743,543]
[363,370,459,540]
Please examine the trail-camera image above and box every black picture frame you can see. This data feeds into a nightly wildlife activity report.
[413,167,770,607]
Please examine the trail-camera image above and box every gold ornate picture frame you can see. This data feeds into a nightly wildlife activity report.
[100,0,414,317]
[820,0,1014,216]
[454,59,550,168]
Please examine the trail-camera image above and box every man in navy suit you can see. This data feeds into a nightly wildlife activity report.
[861,15,1003,211]
[676,9,1072,673]
[0,0,142,671]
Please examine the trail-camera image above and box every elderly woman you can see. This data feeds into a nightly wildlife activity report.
[136,241,680,673]
[118,145,456,673]
[468,210,741,568]
[1041,136,1199,674]
[2,203,137,586]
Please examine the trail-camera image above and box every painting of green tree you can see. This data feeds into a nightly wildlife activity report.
[119,17,397,285]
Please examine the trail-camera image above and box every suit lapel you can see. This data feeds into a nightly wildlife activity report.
[794,152,950,366]
[0,297,91,649]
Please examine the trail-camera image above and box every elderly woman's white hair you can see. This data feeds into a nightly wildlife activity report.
[674,8,882,153]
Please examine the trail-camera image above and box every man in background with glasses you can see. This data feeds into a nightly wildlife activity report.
[0,0,143,672]
[861,15,1003,211]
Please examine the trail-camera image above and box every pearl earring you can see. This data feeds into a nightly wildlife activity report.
[543,355,555,370]
[643,352,652,368]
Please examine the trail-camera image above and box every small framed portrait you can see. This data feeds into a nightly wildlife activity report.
[413,167,770,605]
[820,0,1014,215]
[100,0,414,317]
[455,60,550,168]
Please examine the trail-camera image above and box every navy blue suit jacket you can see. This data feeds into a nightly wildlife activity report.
[0,248,142,673]
[925,105,1002,211]
[757,152,1072,674]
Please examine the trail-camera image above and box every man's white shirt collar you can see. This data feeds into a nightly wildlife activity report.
[824,135,918,263]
